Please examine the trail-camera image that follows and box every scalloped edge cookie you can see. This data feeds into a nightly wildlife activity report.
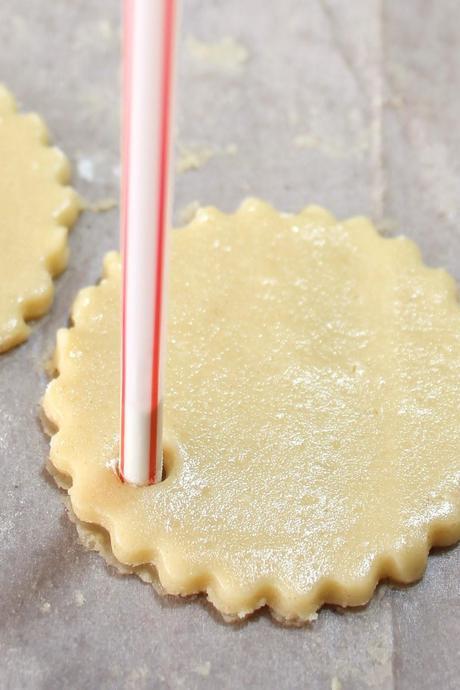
[43,201,460,623]
[0,84,81,352]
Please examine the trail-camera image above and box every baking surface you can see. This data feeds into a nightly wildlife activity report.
[1,1,459,688]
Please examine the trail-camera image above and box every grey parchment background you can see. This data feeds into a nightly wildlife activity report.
[1,1,459,688]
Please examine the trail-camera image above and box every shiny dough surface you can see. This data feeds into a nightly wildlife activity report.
[0,85,79,352]
[44,199,460,622]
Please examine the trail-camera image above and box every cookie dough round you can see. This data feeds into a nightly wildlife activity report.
[0,85,80,352]
[43,199,460,622]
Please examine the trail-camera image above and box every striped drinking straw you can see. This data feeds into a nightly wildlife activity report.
[120,0,177,484]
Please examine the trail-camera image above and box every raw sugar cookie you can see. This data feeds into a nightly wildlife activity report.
[0,85,80,352]
[44,200,460,622]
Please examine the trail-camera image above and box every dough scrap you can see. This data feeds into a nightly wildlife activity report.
[0,85,80,352]
[43,199,460,622]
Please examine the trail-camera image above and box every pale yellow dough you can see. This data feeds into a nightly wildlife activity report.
[0,85,80,352]
[43,199,460,622]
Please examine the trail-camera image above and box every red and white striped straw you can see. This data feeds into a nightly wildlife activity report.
[120,0,177,485]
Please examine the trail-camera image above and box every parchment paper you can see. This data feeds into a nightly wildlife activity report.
[1,1,459,688]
